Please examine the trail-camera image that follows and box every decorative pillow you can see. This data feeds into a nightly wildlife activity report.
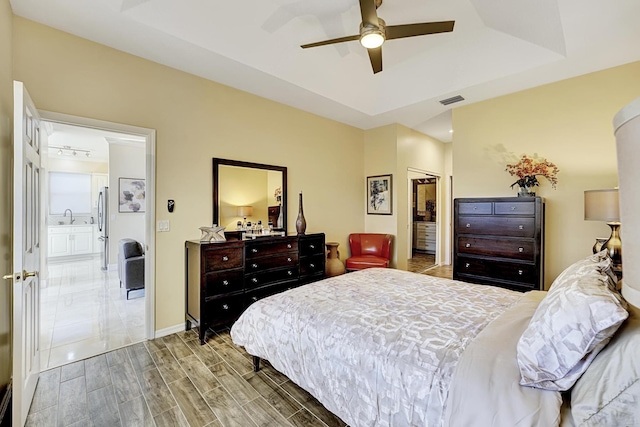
[570,303,640,426]
[517,253,628,391]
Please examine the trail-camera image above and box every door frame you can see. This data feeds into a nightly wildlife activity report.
[39,111,157,340]
[407,168,442,266]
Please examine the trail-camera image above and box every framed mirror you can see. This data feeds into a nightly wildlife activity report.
[212,158,288,233]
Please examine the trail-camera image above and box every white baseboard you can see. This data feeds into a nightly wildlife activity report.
[154,323,185,338]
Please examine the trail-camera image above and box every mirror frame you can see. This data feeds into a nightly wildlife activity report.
[212,158,288,233]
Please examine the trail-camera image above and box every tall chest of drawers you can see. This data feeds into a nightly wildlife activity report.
[453,197,544,292]
[185,233,325,344]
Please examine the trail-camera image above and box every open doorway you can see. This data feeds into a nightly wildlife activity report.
[408,173,439,273]
[39,119,153,369]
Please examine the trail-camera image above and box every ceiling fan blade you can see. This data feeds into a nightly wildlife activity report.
[368,47,382,74]
[301,34,360,49]
[386,21,455,40]
[359,0,379,27]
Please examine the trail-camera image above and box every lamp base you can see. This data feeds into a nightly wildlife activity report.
[602,222,622,279]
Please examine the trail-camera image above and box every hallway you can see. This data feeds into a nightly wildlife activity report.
[41,256,145,370]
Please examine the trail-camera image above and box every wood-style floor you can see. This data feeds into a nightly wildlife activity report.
[27,265,453,427]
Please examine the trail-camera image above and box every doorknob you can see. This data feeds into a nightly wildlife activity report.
[3,273,16,280]
[23,270,38,278]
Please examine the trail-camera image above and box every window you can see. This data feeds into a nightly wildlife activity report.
[49,172,92,214]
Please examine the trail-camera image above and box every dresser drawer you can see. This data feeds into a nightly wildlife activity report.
[457,257,537,286]
[414,222,436,231]
[416,241,437,251]
[205,293,245,326]
[246,253,298,272]
[204,269,244,297]
[245,282,296,307]
[494,201,536,215]
[300,253,325,276]
[457,216,535,238]
[299,235,325,257]
[458,202,492,215]
[246,268,298,290]
[246,238,297,259]
[202,246,243,271]
[457,237,535,261]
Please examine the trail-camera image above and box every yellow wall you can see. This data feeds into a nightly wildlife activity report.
[0,0,12,390]
[452,61,640,288]
[11,17,365,331]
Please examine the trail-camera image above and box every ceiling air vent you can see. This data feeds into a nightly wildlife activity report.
[439,95,465,106]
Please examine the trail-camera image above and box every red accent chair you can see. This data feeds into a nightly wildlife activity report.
[345,233,393,271]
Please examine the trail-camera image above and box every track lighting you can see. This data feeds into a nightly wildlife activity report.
[50,145,92,158]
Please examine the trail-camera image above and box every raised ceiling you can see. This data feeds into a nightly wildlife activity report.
[11,0,640,142]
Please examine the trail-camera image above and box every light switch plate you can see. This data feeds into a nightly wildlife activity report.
[157,220,170,232]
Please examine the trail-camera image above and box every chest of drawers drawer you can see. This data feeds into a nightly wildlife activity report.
[300,253,325,276]
[204,269,244,297]
[246,267,298,290]
[457,216,535,238]
[202,245,243,271]
[299,235,324,257]
[457,257,537,289]
[246,252,298,272]
[205,293,245,326]
[457,237,535,261]
[246,239,297,259]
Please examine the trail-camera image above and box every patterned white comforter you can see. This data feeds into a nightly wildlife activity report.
[231,268,523,426]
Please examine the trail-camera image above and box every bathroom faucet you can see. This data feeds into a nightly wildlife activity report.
[64,209,75,224]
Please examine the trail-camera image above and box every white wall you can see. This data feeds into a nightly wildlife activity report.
[108,143,146,265]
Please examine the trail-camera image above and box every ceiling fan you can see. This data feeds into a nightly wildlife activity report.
[301,0,455,74]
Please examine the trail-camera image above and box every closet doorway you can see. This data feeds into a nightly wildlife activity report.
[408,172,439,273]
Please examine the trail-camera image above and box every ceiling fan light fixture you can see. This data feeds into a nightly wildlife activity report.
[360,23,385,49]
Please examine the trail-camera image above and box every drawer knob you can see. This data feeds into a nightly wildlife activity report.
[222,304,229,310]
[518,225,524,230]
[465,243,471,248]
[287,257,292,262]
[473,206,477,210]
[518,270,523,275]
[287,270,293,276]
[222,256,229,261]
[309,263,315,268]
[252,248,258,253]
[466,223,471,228]
[252,278,258,283]
[251,296,258,302]
[511,206,516,211]
[518,247,524,253]
[222,280,229,286]
[287,244,292,249]
[465,263,470,268]
[251,263,258,269]
[310,244,315,249]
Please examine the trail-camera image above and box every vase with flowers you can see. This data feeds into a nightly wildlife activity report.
[506,154,559,197]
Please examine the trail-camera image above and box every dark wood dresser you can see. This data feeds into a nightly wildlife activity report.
[185,233,325,344]
[453,197,544,292]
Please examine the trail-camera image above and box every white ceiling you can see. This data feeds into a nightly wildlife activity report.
[11,0,640,143]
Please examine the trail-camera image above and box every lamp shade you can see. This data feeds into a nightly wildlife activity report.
[584,189,620,222]
[237,206,253,217]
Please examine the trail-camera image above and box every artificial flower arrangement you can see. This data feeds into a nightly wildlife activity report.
[506,154,559,191]
[274,186,282,203]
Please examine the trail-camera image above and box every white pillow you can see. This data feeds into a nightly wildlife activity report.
[517,253,628,391]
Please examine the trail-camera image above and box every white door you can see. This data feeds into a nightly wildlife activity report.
[12,81,42,426]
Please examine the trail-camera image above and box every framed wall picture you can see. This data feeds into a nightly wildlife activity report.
[367,174,392,215]
[118,177,146,213]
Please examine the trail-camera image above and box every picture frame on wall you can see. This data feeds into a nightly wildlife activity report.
[367,174,392,215]
[118,177,146,213]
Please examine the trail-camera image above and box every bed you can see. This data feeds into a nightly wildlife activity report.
[231,252,639,427]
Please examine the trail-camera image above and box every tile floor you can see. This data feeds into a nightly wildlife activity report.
[41,256,146,370]
[407,251,436,273]
[26,328,346,427]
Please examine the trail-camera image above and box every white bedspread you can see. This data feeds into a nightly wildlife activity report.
[231,268,527,426]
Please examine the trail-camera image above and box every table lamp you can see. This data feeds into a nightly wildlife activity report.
[584,188,621,276]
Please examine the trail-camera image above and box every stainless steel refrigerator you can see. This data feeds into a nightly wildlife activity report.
[97,186,109,270]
